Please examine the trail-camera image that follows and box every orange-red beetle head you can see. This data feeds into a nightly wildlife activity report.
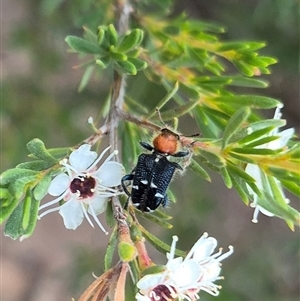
[153,128,180,155]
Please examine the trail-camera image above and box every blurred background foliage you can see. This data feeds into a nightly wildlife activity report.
[1,0,299,301]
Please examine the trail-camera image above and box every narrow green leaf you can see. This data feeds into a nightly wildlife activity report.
[232,59,254,76]
[9,175,37,199]
[46,147,69,158]
[139,224,185,257]
[147,209,173,221]
[229,76,268,88]
[115,60,137,75]
[237,126,280,145]
[138,210,173,229]
[33,173,52,201]
[127,57,147,71]
[148,82,179,118]
[227,162,256,183]
[118,29,144,53]
[107,24,118,46]
[0,169,38,186]
[229,173,249,205]
[16,160,55,171]
[197,149,226,168]
[22,190,32,230]
[0,188,18,224]
[65,36,102,54]
[281,180,300,197]
[245,136,280,148]
[4,201,24,240]
[213,95,282,109]
[104,226,118,271]
[106,199,115,228]
[21,192,39,239]
[95,56,111,69]
[222,107,250,149]
[220,167,232,188]
[217,42,250,52]
[110,51,128,62]
[189,159,211,182]
[78,65,95,92]
[156,100,198,121]
[231,147,279,155]
[27,139,58,163]
[178,83,200,100]
[97,27,106,45]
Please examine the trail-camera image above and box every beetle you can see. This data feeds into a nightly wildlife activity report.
[122,128,189,212]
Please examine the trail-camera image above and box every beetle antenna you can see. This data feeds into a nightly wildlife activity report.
[155,107,167,128]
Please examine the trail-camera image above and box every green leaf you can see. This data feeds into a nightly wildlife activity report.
[127,57,147,71]
[4,200,24,240]
[26,139,58,163]
[110,51,128,62]
[178,83,200,100]
[138,210,173,229]
[97,27,106,45]
[222,107,250,149]
[0,168,38,186]
[95,56,111,69]
[22,190,32,230]
[105,198,116,228]
[156,100,198,121]
[104,226,118,271]
[244,136,280,148]
[33,173,52,201]
[0,188,18,224]
[16,160,55,171]
[228,76,268,88]
[237,126,282,146]
[148,82,179,118]
[115,60,137,75]
[232,59,254,76]
[281,180,300,197]
[231,147,279,155]
[46,147,70,158]
[78,65,95,92]
[213,95,282,109]
[65,36,102,54]
[139,224,185,257]
[227,162,256,183]
[107,24,118,46]
[4,191,39,240]
[117,29,144,53]
[220,167,232,188]
[196,149,226,168]
[189,159,211,182]
[229,173,249,205]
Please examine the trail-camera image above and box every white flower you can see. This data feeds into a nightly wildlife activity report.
[246,106,294,223]
[136,233,234,301]
[38,144,125,233]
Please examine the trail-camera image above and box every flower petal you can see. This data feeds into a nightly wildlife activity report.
[137,273,166,290]
[171,259,202,287]
[48,173,69,196]
[59,200,84,230]
[95,161,125,186]
[87,197,108,215]
[69,144,97,171]
[267,128,295,149]
[188,237,218,262]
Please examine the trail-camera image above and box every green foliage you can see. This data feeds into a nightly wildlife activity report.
[1,0,299,300]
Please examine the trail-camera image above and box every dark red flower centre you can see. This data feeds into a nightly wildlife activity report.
[70,176,96,198]
[151,285,177,301]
